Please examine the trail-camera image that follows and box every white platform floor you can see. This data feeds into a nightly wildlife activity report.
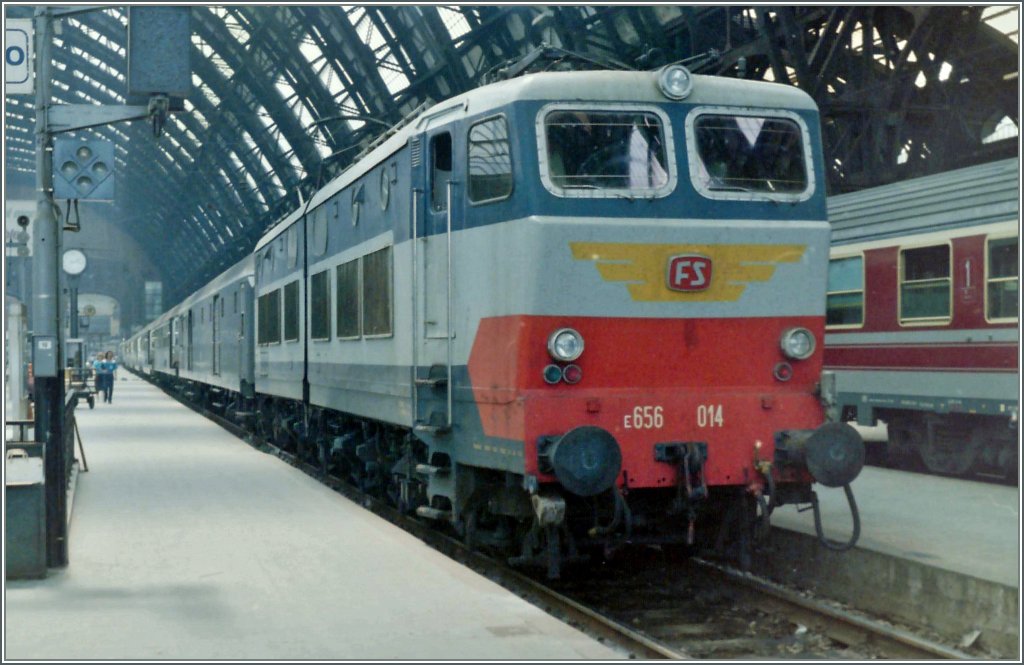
[772,466,1020,589]
[5,376,623,660]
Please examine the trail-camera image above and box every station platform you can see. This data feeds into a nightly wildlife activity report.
[4,376,622,660]
[771,461,1019,589]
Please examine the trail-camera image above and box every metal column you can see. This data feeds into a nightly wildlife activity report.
[31,7,68,568]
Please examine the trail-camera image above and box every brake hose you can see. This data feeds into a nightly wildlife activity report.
[589,486,630,538]
[811,483,861,552]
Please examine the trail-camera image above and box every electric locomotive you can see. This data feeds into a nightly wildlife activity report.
[128,63,865,577]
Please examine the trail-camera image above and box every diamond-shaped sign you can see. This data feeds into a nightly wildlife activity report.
[53,137,115,200]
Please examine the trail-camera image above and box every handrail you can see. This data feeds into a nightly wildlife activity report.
[411,187,420,429]
[445,180,455,430]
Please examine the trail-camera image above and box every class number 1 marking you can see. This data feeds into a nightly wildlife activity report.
[624,405,663,430]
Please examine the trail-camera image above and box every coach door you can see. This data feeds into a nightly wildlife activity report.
[187,309,194,370]
[212,295,221,375]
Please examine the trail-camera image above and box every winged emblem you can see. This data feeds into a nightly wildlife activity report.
[570,242,806,302]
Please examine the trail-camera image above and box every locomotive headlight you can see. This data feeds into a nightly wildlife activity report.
[658,64,694,100]
[780,327,816,360]
[548,328,584,362]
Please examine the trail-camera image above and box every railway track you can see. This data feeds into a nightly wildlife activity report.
[153,376,976,660]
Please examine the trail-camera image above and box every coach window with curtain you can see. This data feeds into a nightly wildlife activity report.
[899,245,951,324]
[826,256,864,326]
[987,236,1018,321]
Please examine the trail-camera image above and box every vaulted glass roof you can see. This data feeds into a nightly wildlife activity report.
[4,5,1018,305]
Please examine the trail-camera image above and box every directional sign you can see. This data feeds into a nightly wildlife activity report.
[5,19,34,95]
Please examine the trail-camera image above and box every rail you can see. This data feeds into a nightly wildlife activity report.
[692,558,973,659]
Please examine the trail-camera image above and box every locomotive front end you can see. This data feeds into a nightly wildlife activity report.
[460,66,864,573]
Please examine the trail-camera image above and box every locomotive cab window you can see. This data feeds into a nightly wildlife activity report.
[468,116,512,203]
[987,236,1018,322]
[541,107,672,197]
[687,109,811,201]
[826,256,864,327]
[900,244,951,324]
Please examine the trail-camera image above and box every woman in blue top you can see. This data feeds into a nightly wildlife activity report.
[91,352,104,395]
[100,351,117,403]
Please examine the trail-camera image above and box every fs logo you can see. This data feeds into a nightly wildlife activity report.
[667,255,712,291]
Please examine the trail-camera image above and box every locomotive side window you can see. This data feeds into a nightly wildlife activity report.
[689,110,809,199]
[899,244,951,324]
[987,236,1019,321]
[257,289,281,344]
[363,246,393,337]
[826,256,864,327]
[336,260,360,339]
[310,270,331,340]
[543,109,669,195]
[468,116,512,203]
[430,133,452,212]
[283,280,300,342]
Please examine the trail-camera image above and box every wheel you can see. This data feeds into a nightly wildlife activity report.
[917,417,978,476]
[884,420,923,471]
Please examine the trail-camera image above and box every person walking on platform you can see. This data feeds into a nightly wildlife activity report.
[91,352,104,399]
[100,351,118,403]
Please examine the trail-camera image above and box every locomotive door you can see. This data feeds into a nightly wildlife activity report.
[411,126,462,430]
[212,295,221,375]
[423,129,456,341]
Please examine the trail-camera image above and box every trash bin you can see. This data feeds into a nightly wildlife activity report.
[5,449,46,579]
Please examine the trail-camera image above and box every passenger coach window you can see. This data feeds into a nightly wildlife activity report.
[468,117,512,203]
[987,237,1018,321]
[900,245,951,323]
[826,257,864,326]
[363,247,393,336]
[544,110,668,194]
[336,260,360,339]
[258,290,281,344]
[283,280,299,342]
[693,113,807,195]
[310,270,331,340]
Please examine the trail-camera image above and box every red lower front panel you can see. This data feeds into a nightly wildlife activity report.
[468,315,826,489]
[519,388,822,488]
